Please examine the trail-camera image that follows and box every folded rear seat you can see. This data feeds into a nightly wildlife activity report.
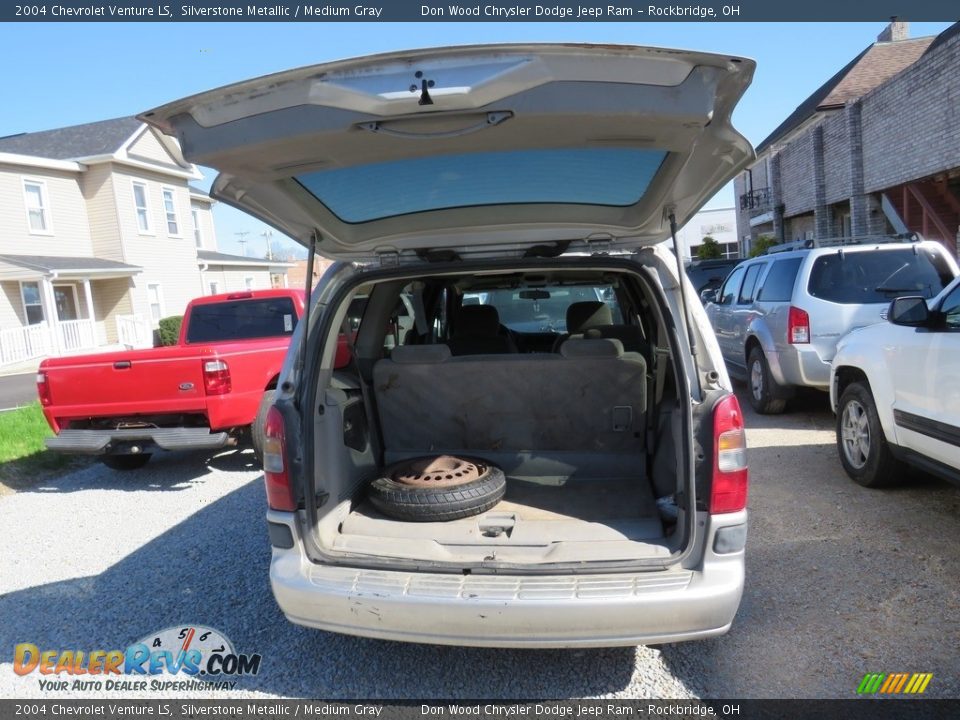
[373,339,647,464]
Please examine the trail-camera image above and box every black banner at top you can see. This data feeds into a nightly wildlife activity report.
[3,0,960,22]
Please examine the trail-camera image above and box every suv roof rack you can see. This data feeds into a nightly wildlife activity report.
[764,232,922,255]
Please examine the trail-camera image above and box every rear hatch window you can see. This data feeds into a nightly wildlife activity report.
[186,297,297,343]
[807,248,955,304]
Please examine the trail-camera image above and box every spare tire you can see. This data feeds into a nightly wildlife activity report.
[367,456,506,522]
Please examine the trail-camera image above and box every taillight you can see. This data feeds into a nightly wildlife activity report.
[788,306,810,344]
[263,406,296,511]
[202,359,231,395]
[711,394,748,514]
[36,371,51,406]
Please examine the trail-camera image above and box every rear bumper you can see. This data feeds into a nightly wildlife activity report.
[45,428,230,455]
[267,511,747,648]
[770,346,831,389]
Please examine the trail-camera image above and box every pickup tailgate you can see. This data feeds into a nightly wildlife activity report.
[42,345,209,426]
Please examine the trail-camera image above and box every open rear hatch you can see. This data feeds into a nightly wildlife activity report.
[141,43,755,262]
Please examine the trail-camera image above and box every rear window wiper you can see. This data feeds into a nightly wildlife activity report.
[874,286,919,294]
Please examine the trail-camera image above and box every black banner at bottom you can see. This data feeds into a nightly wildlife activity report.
[2,700,956,720]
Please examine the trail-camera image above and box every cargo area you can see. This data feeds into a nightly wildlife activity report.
[307,264,693,568]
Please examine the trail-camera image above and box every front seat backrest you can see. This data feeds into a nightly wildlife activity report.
[447,304,515,356]
[552,300,613,352]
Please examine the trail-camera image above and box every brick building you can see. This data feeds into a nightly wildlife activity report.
[735,21,960,257]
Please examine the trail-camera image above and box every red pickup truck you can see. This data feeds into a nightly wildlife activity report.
[38,289,305,470]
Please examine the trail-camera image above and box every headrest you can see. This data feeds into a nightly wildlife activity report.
[566,301,613,333]
[559,338,624,359]
[390,344,452,364]
[456,304,501,336]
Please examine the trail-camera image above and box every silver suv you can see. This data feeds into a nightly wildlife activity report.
[144,43,754,648]
[707,237,958,413]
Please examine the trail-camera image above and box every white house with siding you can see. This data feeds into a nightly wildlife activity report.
[0,117,288,367]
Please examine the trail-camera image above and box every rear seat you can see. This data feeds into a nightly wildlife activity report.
[373,339,647,457]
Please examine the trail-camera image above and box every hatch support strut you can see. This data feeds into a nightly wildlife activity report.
[295,231,318,401]
[668,212,700,374]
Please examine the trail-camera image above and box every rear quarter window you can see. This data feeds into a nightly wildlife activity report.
[757,257,802,302]
[807,248,954,304]
[186,297,297,343]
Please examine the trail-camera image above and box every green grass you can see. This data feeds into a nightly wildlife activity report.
[0,402,89,494]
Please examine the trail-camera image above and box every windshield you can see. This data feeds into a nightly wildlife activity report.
[685,262,738,294]
[807,248,955,304]
[464,286,622,333]
[185,297,297,344]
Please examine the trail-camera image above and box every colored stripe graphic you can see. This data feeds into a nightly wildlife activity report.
[858,672,932,694]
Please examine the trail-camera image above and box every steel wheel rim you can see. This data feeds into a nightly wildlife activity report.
[841,400,871,470]
[750,358,764,400]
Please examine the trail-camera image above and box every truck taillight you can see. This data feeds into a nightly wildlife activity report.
[202,359,232,395]
[263,406,296,511]
[36,371,51,406]
[788,306,810,344]
[711,394,748,514]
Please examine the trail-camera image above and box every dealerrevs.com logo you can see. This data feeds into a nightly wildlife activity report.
[13,625,261,692]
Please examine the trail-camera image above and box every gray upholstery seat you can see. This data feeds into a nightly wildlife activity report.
[374,339,647,457]
[554,300,651,362]
[447,304,515,356]
[551,300,612,352]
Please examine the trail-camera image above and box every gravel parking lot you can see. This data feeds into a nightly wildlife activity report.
[2,385,958,699]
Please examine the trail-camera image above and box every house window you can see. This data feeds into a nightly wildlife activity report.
[209,281,220,295]
[162,188,179,236]
[147,283,164,323]
[132,182,151,233]
[21,282,45,325]
[192,209,202,248]
[23,180,51,234]
[245,277,254,290]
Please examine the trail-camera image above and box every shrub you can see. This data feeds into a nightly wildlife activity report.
[696,236,723,260]
[750,235,779,257]
[158,315,183,346]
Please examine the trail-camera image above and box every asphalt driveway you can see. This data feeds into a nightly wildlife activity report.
[0,372,38,411]
[1,385,958,699]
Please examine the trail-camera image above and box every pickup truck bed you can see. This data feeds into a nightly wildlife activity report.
[39,289,304,467]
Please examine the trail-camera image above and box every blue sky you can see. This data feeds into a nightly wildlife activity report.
[1,21,952,256]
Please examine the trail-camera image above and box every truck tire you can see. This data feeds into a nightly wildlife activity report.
[836,382,904,488]
[101,454,151,471]
[747,346,788,414]
[368,457,506,522]
[252,389,275,465]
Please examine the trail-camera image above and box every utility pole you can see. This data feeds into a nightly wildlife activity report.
[235,231,250,257]
[262,230,274,260]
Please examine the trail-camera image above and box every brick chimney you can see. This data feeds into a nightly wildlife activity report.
[877,19,909,42]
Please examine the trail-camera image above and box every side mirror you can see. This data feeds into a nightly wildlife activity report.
[700,289,719,304]
[889,296,930,326]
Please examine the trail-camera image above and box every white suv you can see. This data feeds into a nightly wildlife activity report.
[143,43,754,647]
[832,276,960,488]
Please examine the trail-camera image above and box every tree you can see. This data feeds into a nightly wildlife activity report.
[749,234,779,257]
[696,236,723,260]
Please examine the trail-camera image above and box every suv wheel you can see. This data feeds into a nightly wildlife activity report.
[836,382,903,488]
[747,346,787,414]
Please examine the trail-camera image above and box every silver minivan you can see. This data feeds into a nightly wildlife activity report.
[143,43,754,648]
[707,238,958,413]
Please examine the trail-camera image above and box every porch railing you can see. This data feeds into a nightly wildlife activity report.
[0,324,54,366]
[116,314,153,349]
[57,319,97,353]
